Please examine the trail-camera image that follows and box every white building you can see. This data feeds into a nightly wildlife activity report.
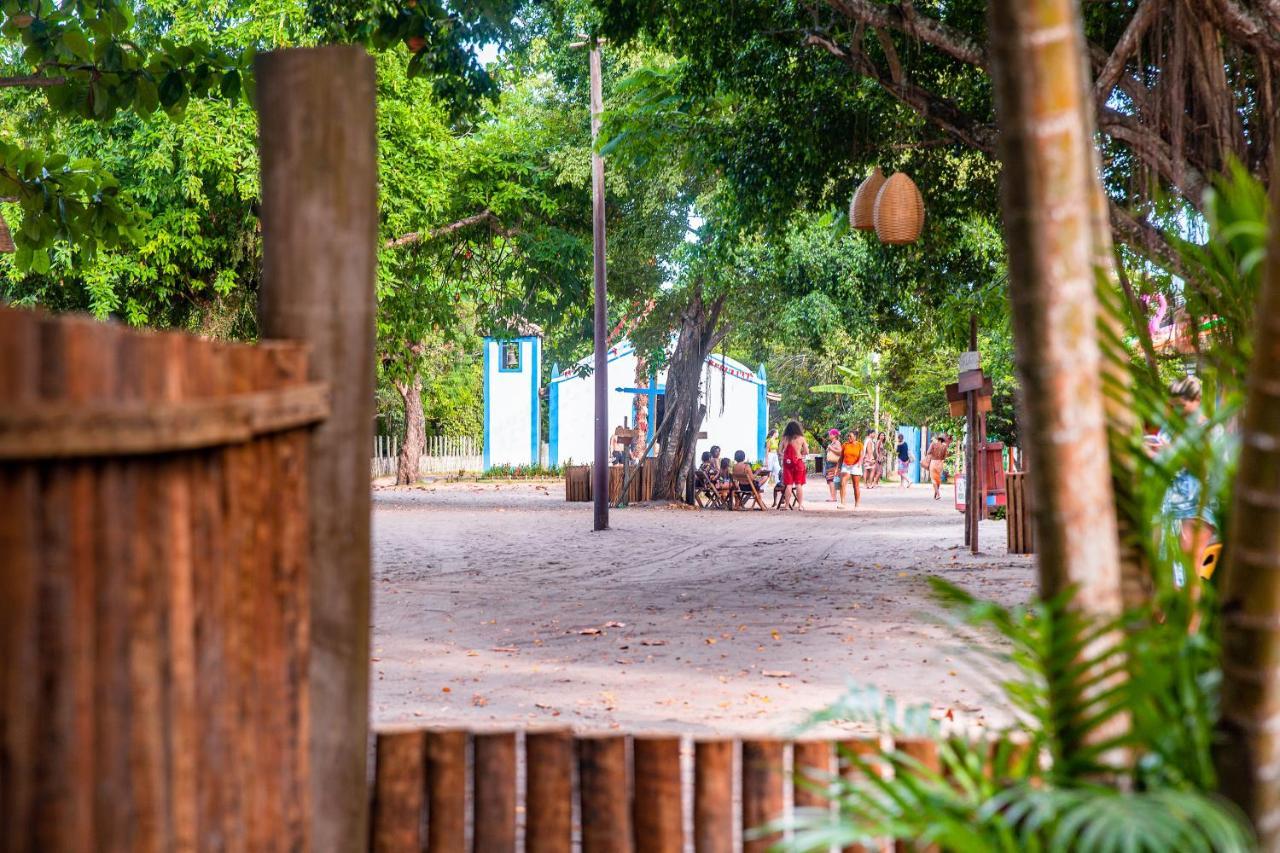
[482,335,771,470]
[481,335,542,469]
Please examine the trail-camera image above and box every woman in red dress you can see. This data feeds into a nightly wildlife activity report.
[780,420,810,509]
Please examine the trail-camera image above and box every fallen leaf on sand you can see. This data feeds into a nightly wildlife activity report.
[601,692,617,709]
[763,670,794,678]
[471,694,488,707]
[465,651,479,657]
[492,646,519,653]
[535,702,555,710]
[704,637,717,645]
[604,620,626,628]
[770,630,781,641]
[442,686,451,693]
[640,639,667,646]
[578,627,602,636]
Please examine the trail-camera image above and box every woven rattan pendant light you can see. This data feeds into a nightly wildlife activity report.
[849,167,886,230]
[0,212,14,253]
[873,172,925,245]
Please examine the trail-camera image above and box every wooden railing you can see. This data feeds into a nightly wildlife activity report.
[369,727,951,852]
[0,306,327,849]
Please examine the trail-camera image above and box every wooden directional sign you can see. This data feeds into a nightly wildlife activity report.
[957,368,985,393]
[946,376,994,416]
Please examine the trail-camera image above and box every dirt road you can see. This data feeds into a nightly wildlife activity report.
[371,481,1033,736]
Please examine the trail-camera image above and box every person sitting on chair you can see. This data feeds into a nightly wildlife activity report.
[732,450,755,497]
[716,457,735,506]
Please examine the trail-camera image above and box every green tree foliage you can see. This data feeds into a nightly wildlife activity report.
[0,0,312,328]
[0,0,259,267]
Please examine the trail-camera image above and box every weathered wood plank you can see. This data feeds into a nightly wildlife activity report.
[742,739,784,853]
[578,734,633,853]
[0,380,329,459]
[425,729,468,853]
[257,44,378,853]
[473,732,517,852]
[633,736,682,853]
[370,731,425,853]
[694,739,734,853]
[0,308,40,848]
[526,730,573,853]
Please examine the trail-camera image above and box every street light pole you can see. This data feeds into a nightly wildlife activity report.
[589,39,609,532]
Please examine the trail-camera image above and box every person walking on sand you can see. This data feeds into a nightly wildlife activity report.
[838,428,864,508]
[781,420,809,509]
[895,432,913,488]
[926,434,950,500]
[823,428,842,501]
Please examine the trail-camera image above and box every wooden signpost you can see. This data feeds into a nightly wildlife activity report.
[945,317,994,554]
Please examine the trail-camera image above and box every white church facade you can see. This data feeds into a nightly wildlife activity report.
[482,335,771,470]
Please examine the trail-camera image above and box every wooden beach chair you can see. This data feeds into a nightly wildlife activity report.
[735,473,767,511]
[694,469,725,509]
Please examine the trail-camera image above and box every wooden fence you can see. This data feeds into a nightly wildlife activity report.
[368,728,961,852]
[1006,471,1035,555]
[372,435,400,477]
[0,307,327,849]
[565,459,655,503]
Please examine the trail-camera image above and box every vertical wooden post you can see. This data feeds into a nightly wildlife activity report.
[589,40,610,532]
[473,732,517,852]
[527,730,574,853]
[694,739,734,853]
[256,45,378,853]
[741,739,784,853]
[967,315,980,553]
[425,729,468,852]
[633,736,683,853]
[578,734,633,853]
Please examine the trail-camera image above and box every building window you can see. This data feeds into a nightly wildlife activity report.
[499,340,522,372]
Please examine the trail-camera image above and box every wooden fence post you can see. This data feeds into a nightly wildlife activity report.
[256,45,378,853]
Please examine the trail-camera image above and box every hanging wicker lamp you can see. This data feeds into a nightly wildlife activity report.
[849,167,886,230]
[0,212,14,254]
[873,172,925,245]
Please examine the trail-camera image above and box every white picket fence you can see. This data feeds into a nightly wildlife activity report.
[371,434,483,479]
[371,435,399,478]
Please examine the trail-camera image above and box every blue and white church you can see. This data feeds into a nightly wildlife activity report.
[482,333,771,470]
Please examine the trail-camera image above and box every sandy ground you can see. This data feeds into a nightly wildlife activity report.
[371,480,1035,737]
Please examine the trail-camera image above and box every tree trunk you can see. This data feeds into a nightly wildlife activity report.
[1215,156,1280,846]
[988,0,1124,612]
[650,290,726,499]
[394,372,425,486]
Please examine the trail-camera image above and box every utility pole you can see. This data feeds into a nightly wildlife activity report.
[588,39,609,531]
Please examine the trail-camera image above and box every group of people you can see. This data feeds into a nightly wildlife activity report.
[757,421,920,510]
[697,445,770,507]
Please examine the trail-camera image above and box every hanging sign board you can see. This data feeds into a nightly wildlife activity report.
[958,351,980,373]
[958,368,985,393]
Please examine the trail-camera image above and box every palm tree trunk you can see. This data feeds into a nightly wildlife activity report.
[1215,166,1280,846]
[987,0,1124,612]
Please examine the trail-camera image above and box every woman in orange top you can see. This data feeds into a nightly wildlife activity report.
[838,429,863,508]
